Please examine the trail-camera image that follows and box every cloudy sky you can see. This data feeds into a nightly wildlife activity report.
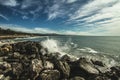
[0,0,120,36]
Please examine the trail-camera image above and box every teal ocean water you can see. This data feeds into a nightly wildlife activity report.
[1,36,120,66]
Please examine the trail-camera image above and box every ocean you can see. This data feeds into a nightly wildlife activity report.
[1,36,120,66]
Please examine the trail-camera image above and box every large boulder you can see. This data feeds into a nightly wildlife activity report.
[55,60,70,78]
[12,63,23,77]
[31,59,43,73]
[70,58,99,77]
[40,70,60,80]
[44,61,54,70]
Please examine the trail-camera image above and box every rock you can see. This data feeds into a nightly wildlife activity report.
[1,44,12,52]
[70,76,85,80]
[0,74,4,79]
[55,60,70,78]
[0,62,11,70]
[91,60,105,67]
[12,63,23,76]
[61,54,71,62]
[44,61,54,70]
[40,70,60,80]
[110,66,120,77]
[93,76,110,80]
[13,52,21,59]
[31,59,43,73]
[78,58,99,75]
[70,58,99,77]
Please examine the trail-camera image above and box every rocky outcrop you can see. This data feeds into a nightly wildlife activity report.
[0,41,120,80]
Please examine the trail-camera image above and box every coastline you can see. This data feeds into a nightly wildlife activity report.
[0,35,32,40]
[0,41,120,80]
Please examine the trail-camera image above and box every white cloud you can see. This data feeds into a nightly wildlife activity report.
[66,0,77,3]
[70,0,118,20]
[0,13,9,21]
[0,0,18,7]
[34,27,57,33]
[22,15,29,20]
[21,0,40,9]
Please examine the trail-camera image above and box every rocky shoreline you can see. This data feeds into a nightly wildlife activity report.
[0,41,120,80]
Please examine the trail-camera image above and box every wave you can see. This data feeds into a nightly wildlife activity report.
[40,38,120,67]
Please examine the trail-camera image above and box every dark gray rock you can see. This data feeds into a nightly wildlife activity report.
[55,60,70,78]
[78,58,99,75]
[40,70,60,80]
[31,59,43,73]
[70,76,85,80]
[44,61,54,70]
[91,60,105,67]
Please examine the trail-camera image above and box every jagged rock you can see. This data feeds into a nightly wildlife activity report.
[61,54,71,62]
[1,44,12,52]
[0,62,11,70]
[0,44,12,56]
[44,61,54,70]
[55,60,70,78]
[12,63,23,76]
[91,60,105,67]
[70,76,85,80]
[70,58,99,77]
[40,70,60,80]
[0,74,4,79]
[31,59,43,73]
[78,58,99,75]
[93,76,110,80]
[0,41,120,80]
[13,52,21,59]
[110,66,120,77]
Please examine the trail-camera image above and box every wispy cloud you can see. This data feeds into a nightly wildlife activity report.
[0,0,18,7]
[0,13,9,21]
[0,0,120,36]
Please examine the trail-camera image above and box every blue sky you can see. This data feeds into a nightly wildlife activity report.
[0,0,120,36]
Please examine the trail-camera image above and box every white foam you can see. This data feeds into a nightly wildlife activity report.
[77,47,98,54]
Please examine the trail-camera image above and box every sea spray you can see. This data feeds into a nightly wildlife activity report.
[40,38,78,60]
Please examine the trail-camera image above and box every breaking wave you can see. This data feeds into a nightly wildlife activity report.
[40,38,120,67]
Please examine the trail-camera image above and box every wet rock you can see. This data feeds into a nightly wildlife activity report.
[0,44,12,56]
[0,74,4,79]
[78,58,99,75]
[55,60,70,78]
[70,76,85,80]
[93,76,110,80]
[61,54,71,62]
[11,62,23,79]
[31,59,43,73]
[40,70,60,80]
[0,41,120,80]
[13,52,21,59]
[0,62,11,71]
[70,58,99,77]
[1,44,12,52]
[91,60,105,67]
[44,61,54,70]
[110,66,120,77]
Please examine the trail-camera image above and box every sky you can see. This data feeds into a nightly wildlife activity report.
[0,0,120,36]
